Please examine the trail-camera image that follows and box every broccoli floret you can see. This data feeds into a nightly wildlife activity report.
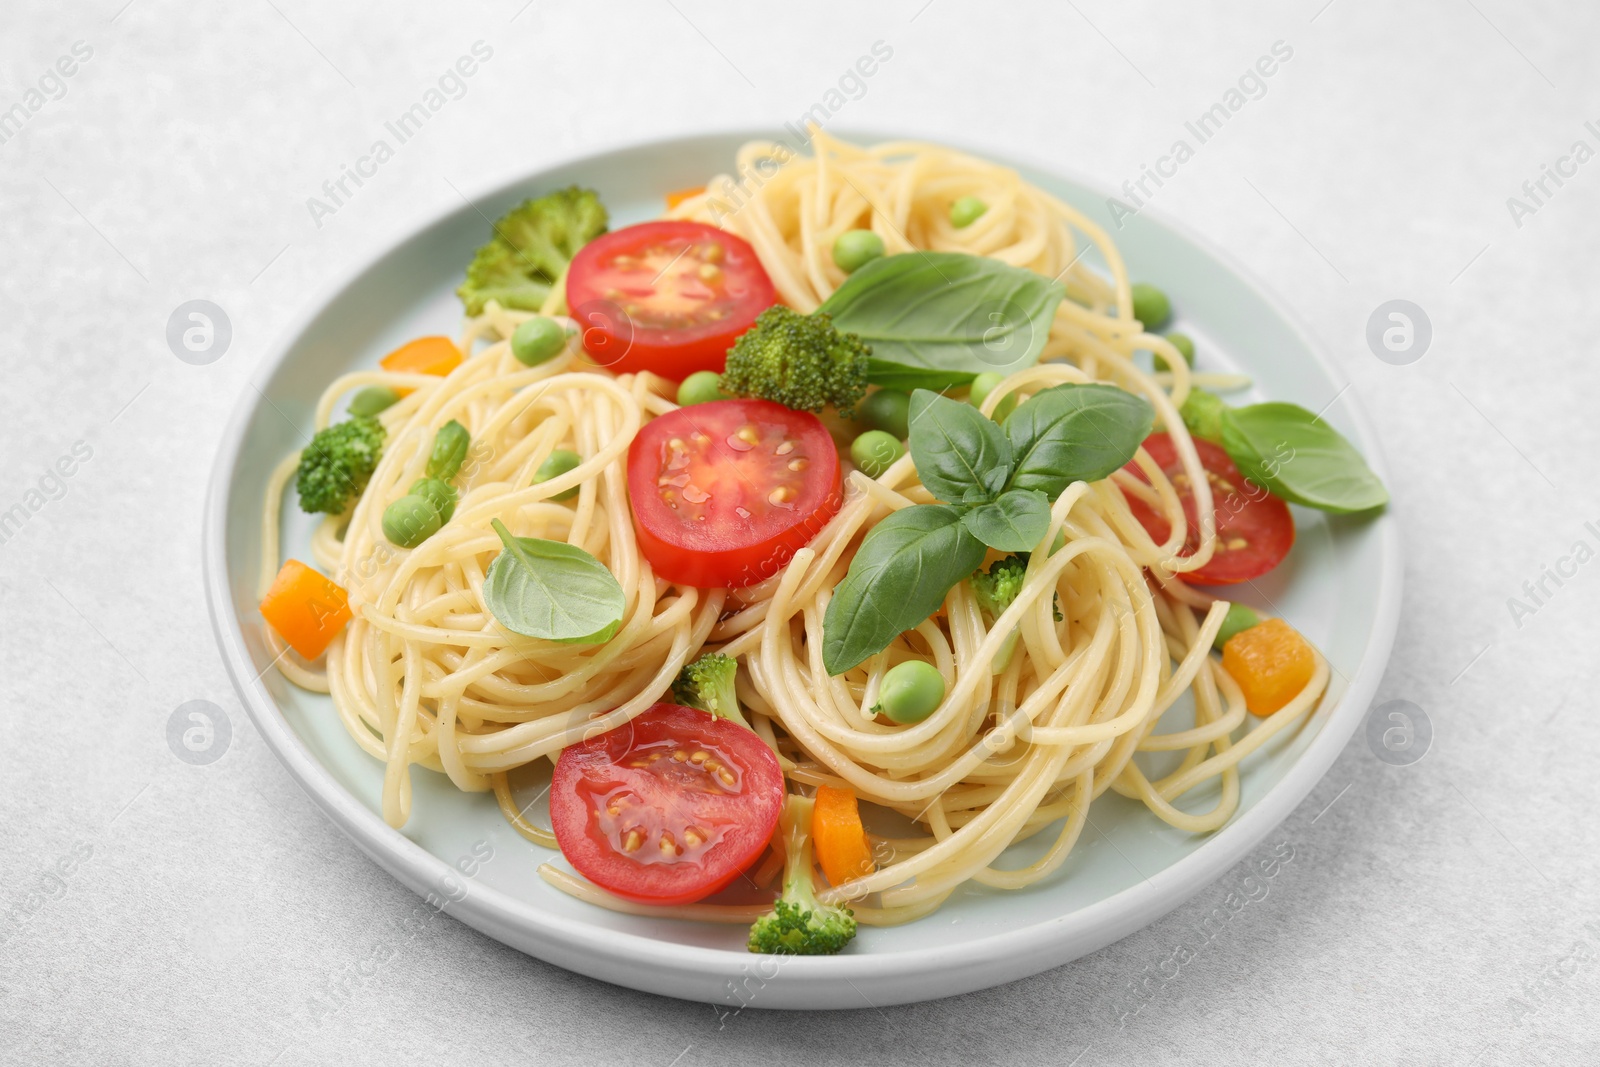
[671,652,750,730]
[970,554,1031,674]
[719,307,870,418]
[457,186,608,315]
[747,795,858,956]
[970,554,1028,619]
[295,416,386,515]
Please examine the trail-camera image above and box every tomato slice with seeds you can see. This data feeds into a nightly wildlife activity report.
[550,703,785,905]
[1121,432,1294,585]
[565,220,777,379]
[627,399,842,588]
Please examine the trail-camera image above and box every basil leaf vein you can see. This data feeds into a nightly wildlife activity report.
[907,389,1013,504]
[483,519,625,643]
[1220,402,1388,513]
[821,505,987,675]
[1005,383,1154,496]
[819,252,1066,390]
[962,489,1052,552]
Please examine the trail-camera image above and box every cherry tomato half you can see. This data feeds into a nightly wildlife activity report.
[566,220,777,379]
[627,398,842,588]
[1121,432,1294,585]
[550,703,785,905]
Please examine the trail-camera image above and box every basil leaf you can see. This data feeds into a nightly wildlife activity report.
[1005,383,1154,497]
[822,505,987,675]
[1220,402,1388,514]
[483,519,625,643]
[818,252,1066,389]
[907,389,1012,504]
[962,489,1052,552]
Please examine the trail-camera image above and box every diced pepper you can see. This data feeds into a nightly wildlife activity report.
[1221,617,1315,716]
[811,784,875,888]
[260,560,352,660]
[379,335,462,378]
[664,185,705,210]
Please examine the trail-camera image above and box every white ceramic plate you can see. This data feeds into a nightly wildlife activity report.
[204,129,1401,1010]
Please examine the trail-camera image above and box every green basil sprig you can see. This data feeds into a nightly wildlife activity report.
[906,390,1012,504]
[962,489,1052,552]
[483,519,625,644]
[1179,390,1388,514]
[821,382,1152,674]
[817,252,1066,391]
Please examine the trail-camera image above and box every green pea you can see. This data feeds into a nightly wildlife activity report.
[677,370,728,407]
[850,430,904,479]
[534,449,582,501]
[857,388,910,440]
[874,660,945,724]
[832,229,885,273]
[1164,332,1195,367]
[1130,283,1171,330]
[426,420,470,481]
[950,196,987,228]
[1212,603,1261,651]
[348,385,399,418]
[967,372,1016,422]
[382,495,442,549]
[409,477,458,524]
[511,316,570,366]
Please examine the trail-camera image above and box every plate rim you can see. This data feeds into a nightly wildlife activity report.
[203,123,1403,1009]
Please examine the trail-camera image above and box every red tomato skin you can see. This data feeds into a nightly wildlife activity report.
[1122,432,1294,585]
[627,399,843,588]
[550,703,785,906]
[566,220,777,379]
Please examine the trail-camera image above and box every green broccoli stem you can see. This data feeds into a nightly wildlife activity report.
[779,794,819,903]
[708,669,751,732]
[747,792,857,955]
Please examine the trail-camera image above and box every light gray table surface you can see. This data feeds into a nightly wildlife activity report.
[2,1,1596,1064]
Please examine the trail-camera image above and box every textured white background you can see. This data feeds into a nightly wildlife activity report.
[2,1,1597,1064]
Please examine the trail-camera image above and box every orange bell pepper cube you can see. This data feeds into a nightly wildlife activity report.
[379,335,462,378]
[811,785,876,888]
[260,560,352,660]
[1221,617,1315,716]
[664,185,705,210]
